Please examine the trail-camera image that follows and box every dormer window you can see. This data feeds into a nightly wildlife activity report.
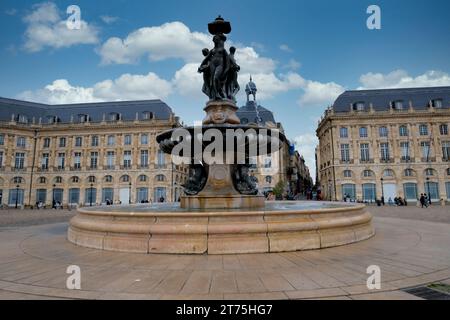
[142,111,154,120]
[16,114,28,124]
[78,114,89,123]
[392,100,404,110]
[431,99,443,108]
[47,115,59,124]
[353,102,365,111]
[109,113,120,121]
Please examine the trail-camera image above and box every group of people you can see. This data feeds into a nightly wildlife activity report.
[419,193,431,208]
[387,196,407,206]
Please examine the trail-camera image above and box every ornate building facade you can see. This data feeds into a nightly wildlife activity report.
[316,86,450,203]
[237,78,313,196]
[0,98,187,207]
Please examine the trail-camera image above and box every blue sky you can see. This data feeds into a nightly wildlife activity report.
[1,0,450,179]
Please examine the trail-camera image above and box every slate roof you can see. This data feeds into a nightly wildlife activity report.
[0,97,174,123]
[332,86,450,112]
[236,100,276,125]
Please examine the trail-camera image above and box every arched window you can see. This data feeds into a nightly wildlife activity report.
[54,176,63,184]
[12,177,24,184]
[71,176,79,183]
[104,175,113,183]
[404,168,415,177]
[425,168,435,176]
[155,174,166,182]
[78,114,89,123]
[120,175,130,183]
[38,177,46,184]
[265,176,272,184]
[353,102,365,111]
[88,176,96,183]
[383,169,394,177]
[138,175,148,182]
[343,170,352,178]
[447,168,450,176]
[109,113,120,121]
[362,170,374,178]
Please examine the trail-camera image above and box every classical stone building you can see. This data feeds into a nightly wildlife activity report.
[316,86,450,203]
[0,97,187,207]
[237,78,313,196]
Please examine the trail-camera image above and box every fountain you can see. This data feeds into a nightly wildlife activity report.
[68,16,374,254]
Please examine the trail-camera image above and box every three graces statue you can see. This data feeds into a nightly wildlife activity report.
[198,16,240,101]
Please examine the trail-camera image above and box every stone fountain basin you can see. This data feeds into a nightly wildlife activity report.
[67,201,375,254]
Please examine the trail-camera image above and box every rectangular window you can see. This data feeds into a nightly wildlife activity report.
[69,188,80,204]
[399,126,408,136]
[36,189,47,203]
[379,127,388,137]
[102,188,114,204]
[0,151,3,168]
[360,143,370,161]
[43,138,50,148]
[8,189,24,206]
[137,188,148,203]
[41,153,49,169]
[440,124,449,135]
[74,152,81,169]
[340,144,350,162]
[124,134,132,145]
[419,124,428,136]
[380,142,389,160]
[339,127,348,138]
[106,151,115,168]
[403,183,418,200]
[342,184,356,200]
[91,135,99,147]
[421,141,431,159]
[400,142,410,160]
[17,136,26,148]
[362,184,376,202]
[107,135,115,146]
[140,150,149,167]
[75,137,83,147]
[57,153,65,169]
[442,141,450,160]
[446,182,450,200]
[59,137,66,148]
[141,134,148,145]
[85,188,97,205]
[359,127,368,138]
[157,150,165,166]
[90,152,98,169]
[15,152,25,169]
[424,182,439,200]
[0,134,4,145]
[124,151,132,168]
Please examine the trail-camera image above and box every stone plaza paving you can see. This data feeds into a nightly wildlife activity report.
[0,205,449,300]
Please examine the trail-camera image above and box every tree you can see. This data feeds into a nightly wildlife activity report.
[272,180,285,200]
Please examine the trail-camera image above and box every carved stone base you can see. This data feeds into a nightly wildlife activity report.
[181,194,265,210]
[203,100,241,125]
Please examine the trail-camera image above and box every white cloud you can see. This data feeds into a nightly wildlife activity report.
[23,2,99,52]
[98,21,210,64]
[358,70,450,89]
[298,80,345,107]
[279,44,292,52]
[293,133,318,183]
[100,15,119,24]
[283,58,301,70]
[18,72,172,104]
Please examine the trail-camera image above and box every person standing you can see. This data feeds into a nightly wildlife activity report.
[420,194,425,208]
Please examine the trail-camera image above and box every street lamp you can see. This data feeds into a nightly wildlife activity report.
[128,182,132,204]
[89,183,93,207]
[426,177,431,205]
[52,184,56,208]
[15,184,20,209]
[380,177,385,205]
